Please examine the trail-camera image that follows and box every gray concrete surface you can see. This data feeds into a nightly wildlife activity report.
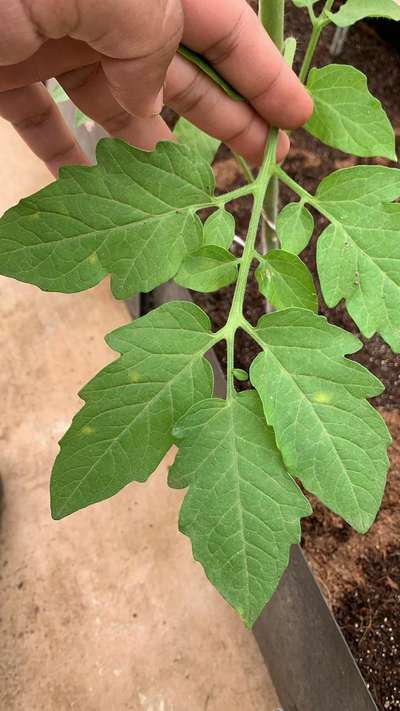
[0,118,280,711]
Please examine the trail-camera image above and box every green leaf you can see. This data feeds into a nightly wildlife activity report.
[316,165,400,208]
[277,202,314,255]
[256,250,318,312]
[175,245,238,292]
[305,65,396,160]
[326,0,400,27]
[50,301,215,520]
[203,209,235,249]
[314,166,400,351]
[174,117,221,164]
[0,139,217,298]
[177,45,244,102]
[233,368,249,382]
[250,309,391,533]
[169,391,311,627]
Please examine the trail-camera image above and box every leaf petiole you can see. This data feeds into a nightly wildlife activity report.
[299,0,335,83]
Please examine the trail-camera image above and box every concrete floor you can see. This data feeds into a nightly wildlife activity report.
[0,119,280,711]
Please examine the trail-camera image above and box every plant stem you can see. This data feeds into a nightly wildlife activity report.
[232,152,255,184]
[259,0,286,311]
[299,0,335,84]
[259,0,285,50]
[274,165,336,225]
[215,183,256,206]
[229,129,279,324]
[226,333,236,399]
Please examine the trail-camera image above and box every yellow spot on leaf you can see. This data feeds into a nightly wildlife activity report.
[89,253,99,265]
[81,425,95,436]
[312,391,333,404]
[129,370,141,383]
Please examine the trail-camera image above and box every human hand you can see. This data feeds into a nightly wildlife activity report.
[0,0,313,176]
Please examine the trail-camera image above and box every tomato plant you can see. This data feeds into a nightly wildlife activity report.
[0,0,399,627]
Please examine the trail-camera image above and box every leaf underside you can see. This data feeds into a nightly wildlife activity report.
[277,202,314,256]
[170,391,311,627]
[305,65,396,160]
[250,308,391,533]
[315,166,400,351]
[0,139,216,299]
[256,250,318,312]
[50,301,215,519]
[174,117,221,164]
[327,0,400,27]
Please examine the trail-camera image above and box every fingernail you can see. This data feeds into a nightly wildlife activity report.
[151,88,164,117]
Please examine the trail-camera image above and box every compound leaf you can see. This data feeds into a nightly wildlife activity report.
[326,0,400,27]
[175,245,238,292]
[51,301,215,520]
[256,250,318,312]
[203,209,235,249]
[250,309,391,533]
[305,65,396,160]
[277,202,314,255]
[315,166,400,351]
[174,117,221,164]
[0,139,216,298]
[169,391,311,627]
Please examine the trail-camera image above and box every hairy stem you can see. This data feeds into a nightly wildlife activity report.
[274,165,336,225]
[299,0,335,84]
[259,0,286,311]
[226,333,236,399]
[229,129,279,325]
[259,0,285,50]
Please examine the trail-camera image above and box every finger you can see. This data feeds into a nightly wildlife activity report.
[70,0,184,119]
[0,83,89,176]
[0,39,99,92]
[165,54,289,165]
[181,0,313,129]
[0,0,184,118]
[57,63,173,149]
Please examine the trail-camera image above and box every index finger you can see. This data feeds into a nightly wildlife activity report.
[181,0,313,129]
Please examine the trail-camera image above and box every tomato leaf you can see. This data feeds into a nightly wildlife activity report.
[169,391,311,627]
[0,139,217,298]
[305,65,396,160]
[203,209,235,249]
[277,202,314,256]
[256,250,318,312]
[326,0,400,27]
[175,245,238,292]
[250,309,391,533]
[174,117,221,164]
[51,302,215,519]
[315,166,400,351]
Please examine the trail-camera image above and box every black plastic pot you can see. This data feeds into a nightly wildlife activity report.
[147,282,379,711]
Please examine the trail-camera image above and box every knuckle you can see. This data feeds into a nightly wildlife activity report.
[249,57,286,103]
[46,140,80,166]
[101,108,132,134]
[204,8,246,66]
[57,63,100,92]
[13,103,53,131]
[224,113,258,148]
[167,71,209,115]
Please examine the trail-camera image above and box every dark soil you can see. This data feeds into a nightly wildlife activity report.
[191,4,400,708]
